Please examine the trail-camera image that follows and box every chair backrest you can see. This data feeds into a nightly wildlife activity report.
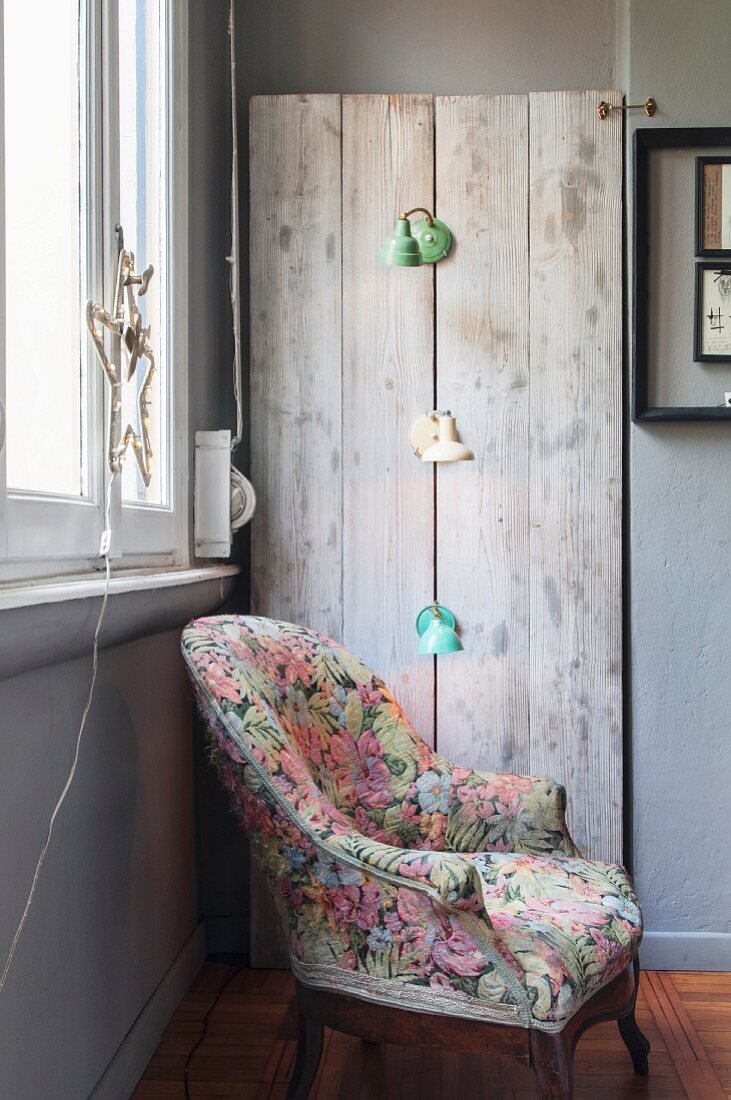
[181,615,452,850]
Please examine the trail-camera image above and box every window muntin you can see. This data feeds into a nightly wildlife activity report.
[118,0,168,508]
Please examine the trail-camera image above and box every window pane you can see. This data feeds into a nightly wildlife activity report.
[118,0,167,507]
[4,0,84,496]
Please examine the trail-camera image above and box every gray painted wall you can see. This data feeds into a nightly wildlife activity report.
[0,632,199,1096]
[236,0,730,966]
[623,0,731,967]
[237,0,619,95]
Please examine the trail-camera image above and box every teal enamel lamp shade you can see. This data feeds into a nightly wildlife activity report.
[416,604,464,655]
[379,215,423,267]
[379,207,453,267]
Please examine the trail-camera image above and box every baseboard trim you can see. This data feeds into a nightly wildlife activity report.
[640,931,731,971]
[90,921,207,1099]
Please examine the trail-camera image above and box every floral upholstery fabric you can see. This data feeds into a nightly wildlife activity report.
[469,852,641,1024]
[447,767,579,857]
[181,615,642,1031]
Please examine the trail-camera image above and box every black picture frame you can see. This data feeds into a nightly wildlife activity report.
[695,156,731,258]
[694,261,731,362]
[634,127,731,422]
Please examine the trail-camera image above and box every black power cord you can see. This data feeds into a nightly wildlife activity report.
[183,965,243,1099]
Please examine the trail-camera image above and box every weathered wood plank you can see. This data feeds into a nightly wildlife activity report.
[249,94,342,967]
[528,90,622,861]
[249,854,289,970]
[341,94,435,743]
[434,94,530,772]
[249,94,342,639]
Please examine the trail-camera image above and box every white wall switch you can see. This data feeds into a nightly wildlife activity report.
[195,429,232,558]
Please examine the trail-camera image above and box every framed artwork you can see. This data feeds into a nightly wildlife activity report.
[696,157,731,257]
[634,127,731,422]
[694,262,731,361]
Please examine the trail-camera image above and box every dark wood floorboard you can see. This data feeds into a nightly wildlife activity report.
[132,966,731,1099]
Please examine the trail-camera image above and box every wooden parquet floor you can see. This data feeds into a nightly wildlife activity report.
[132,964,731,1099]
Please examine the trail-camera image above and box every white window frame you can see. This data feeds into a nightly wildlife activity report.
[0,0,188,585]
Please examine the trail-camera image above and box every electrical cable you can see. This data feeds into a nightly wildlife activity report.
[0,471,116,993]
[183,965,243,1099]
[226,0,256,532]
[228,0,243,455]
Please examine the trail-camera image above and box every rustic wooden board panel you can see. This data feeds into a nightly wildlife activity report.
[249,94,343,639]
[434,94,530,773]
[250,852,289,970]
[528,90,622,861]
[246,90,624,962]
[249,94,342,967]
[341,94,436,744]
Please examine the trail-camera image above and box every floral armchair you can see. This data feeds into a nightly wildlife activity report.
[182,615,648,1099]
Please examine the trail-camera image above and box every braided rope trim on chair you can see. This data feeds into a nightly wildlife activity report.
[290,957,527,1027]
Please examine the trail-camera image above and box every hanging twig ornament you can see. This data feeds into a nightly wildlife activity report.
[86,237,156,486]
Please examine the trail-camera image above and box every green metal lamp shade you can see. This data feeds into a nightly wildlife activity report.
[379,208,453,266]
[416,603,464,655]
[379,217,424,267]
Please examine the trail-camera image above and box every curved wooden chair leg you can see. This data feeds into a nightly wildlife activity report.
[286,1011,324,1100]
[619,1011,650,1075]
[530,1028,573,1100]
[618,960,650,1075]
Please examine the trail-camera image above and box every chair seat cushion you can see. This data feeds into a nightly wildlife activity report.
[468,851,642,1025]
[289,843,641,1032]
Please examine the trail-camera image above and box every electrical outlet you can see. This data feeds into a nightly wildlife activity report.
[725,392,731,408]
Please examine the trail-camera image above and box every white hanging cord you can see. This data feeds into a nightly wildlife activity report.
[227,0,255,532]
[0,472,116,993]
[228,0,243,453]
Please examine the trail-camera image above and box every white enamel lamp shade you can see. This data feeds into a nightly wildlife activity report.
[410,412,474,463]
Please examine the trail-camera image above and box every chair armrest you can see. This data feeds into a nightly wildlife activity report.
[323,830,482,908]
[446,766,579,857]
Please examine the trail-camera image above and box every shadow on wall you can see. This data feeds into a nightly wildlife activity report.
[0,632,198,1096]
[234,0,618,96]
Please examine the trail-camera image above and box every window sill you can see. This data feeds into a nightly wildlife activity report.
[0,564,241,682]
[0,564,240,612]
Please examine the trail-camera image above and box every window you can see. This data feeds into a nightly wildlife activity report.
[0,0,188,582]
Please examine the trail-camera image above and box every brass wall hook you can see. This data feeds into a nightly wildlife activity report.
[597,96,657,120]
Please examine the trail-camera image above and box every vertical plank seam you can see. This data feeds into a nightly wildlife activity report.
[432,94,438,752]
[339,93,345,643]
[526,93,533,782]
[620,98,633,871]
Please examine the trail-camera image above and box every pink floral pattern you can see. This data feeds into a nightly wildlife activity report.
[446,766,579,856]
[468,851,641,1022]
[181,615,642,1027]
